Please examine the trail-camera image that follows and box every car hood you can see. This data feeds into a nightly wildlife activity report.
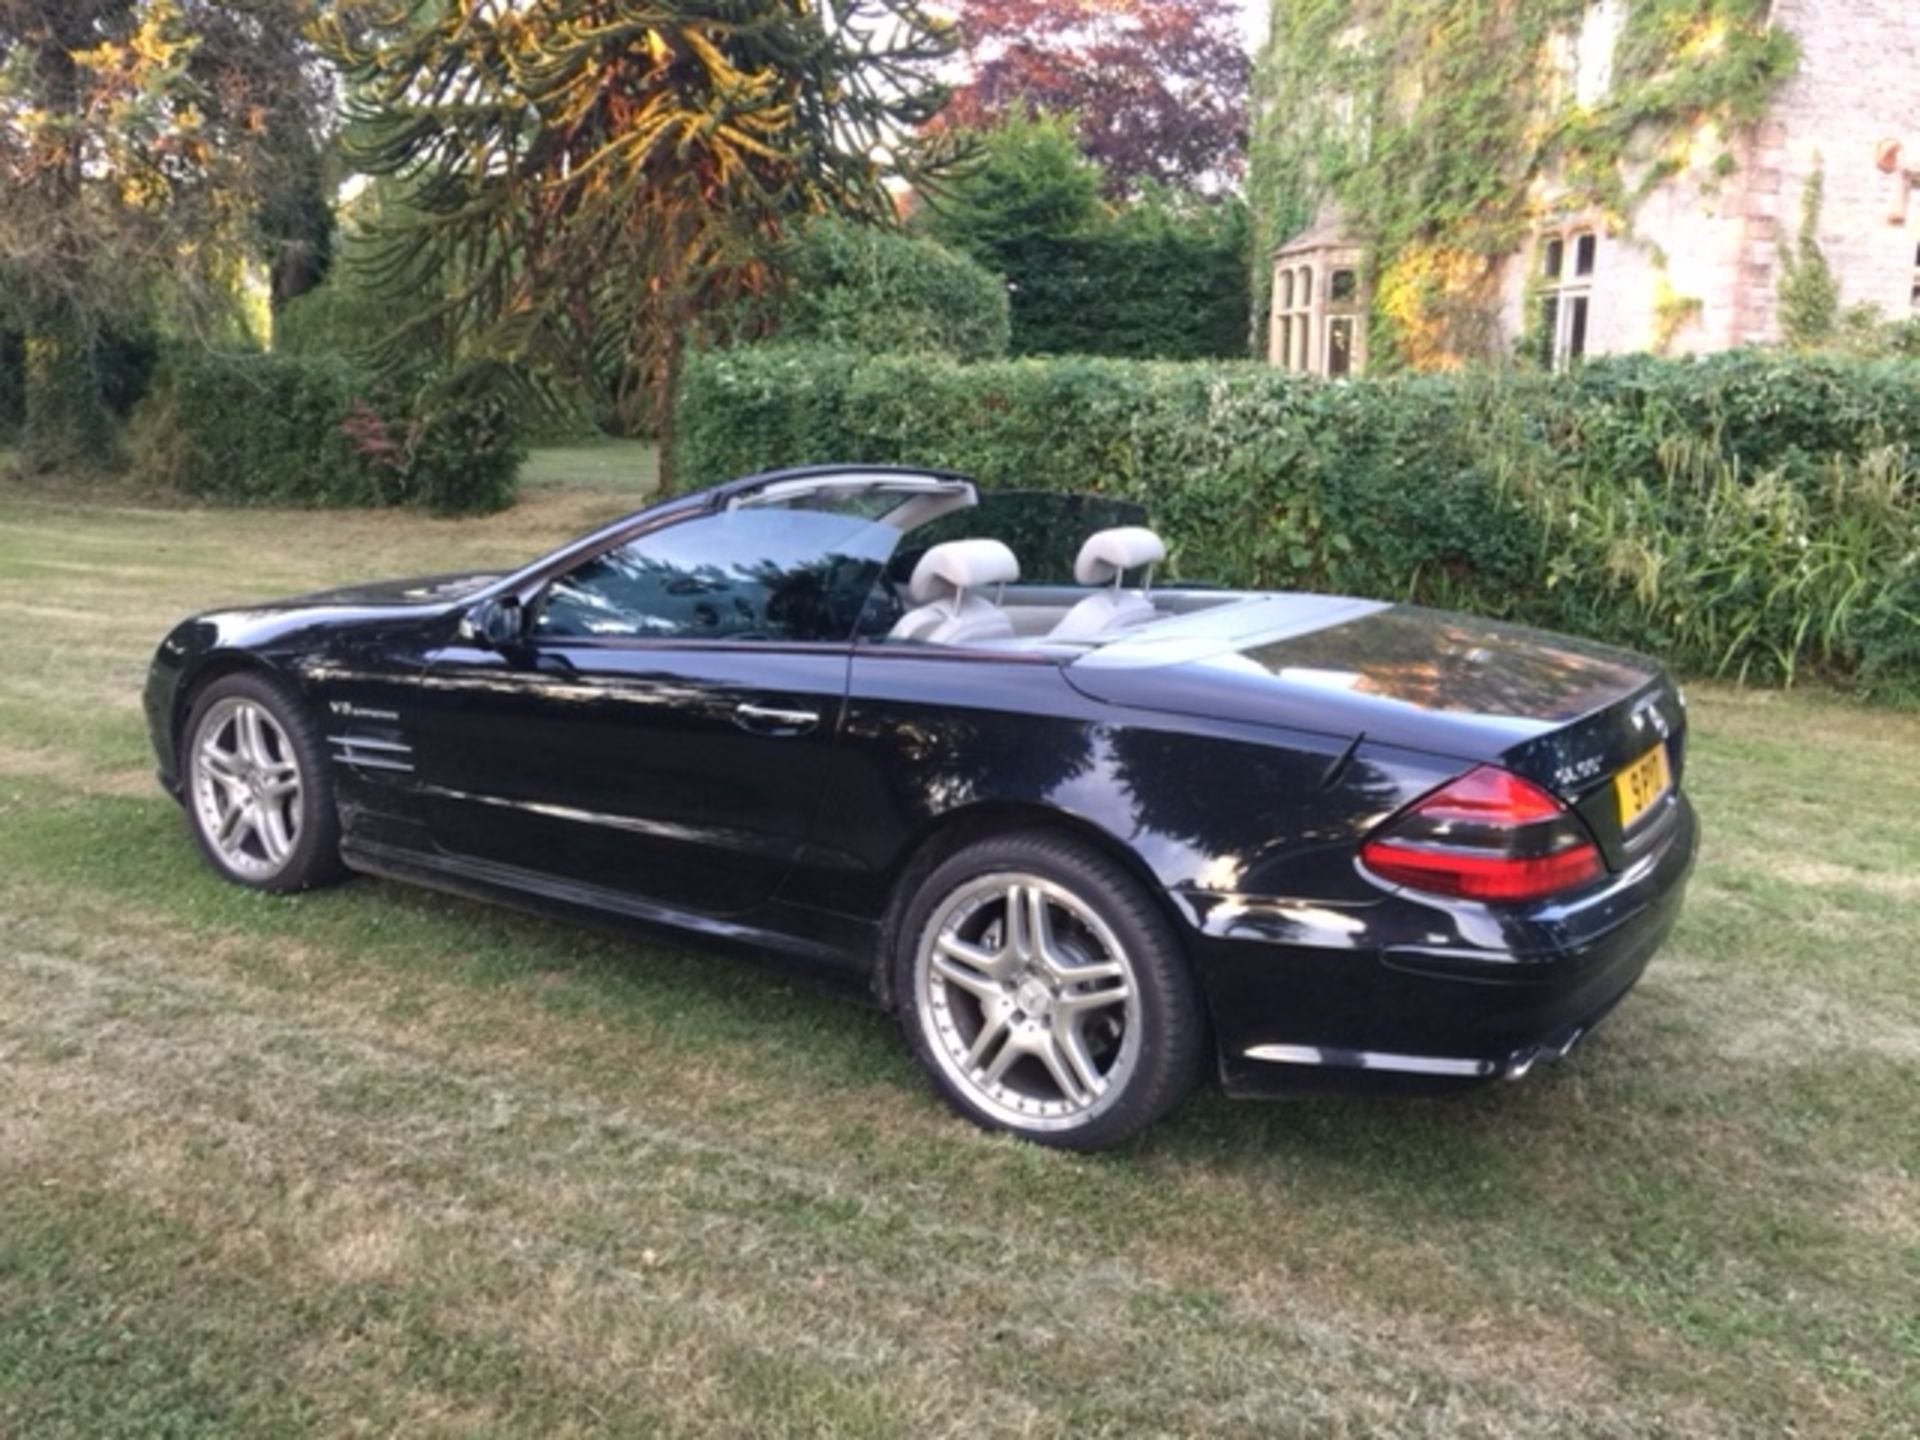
[1065,596,1675,788]
[234,570,506,613]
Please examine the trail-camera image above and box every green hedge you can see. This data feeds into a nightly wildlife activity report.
[133,351,524,513]
[0,330,21,441]
[764,217,1010,361]
[677,347,1920,695]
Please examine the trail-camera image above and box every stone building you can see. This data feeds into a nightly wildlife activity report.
[1263,0,1920,375]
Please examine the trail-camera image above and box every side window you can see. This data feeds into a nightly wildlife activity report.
[533,509,896,644]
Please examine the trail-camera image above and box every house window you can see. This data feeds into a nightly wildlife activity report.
[1911,242,1919,312]
[1574,0,1625,106]
[1330,268,1358,303]
[1538,228,1596,370]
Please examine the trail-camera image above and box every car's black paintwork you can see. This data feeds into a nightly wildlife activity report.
[146,465,1697,1094]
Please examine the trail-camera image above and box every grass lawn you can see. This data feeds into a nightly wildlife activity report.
[518,436,660,495]
[0,475,1915,1438]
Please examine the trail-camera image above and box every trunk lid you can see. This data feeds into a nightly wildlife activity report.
[1066,599,1687,870]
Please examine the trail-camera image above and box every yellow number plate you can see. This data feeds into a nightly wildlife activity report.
[1614,743,1673,830]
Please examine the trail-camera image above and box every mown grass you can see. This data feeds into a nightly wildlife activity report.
[0,472,1915,1437]
[519,436,659,495]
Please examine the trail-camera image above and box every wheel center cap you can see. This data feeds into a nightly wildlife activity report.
[1015,978,1052,1018]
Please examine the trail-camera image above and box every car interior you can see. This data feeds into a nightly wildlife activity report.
[887,528,1186,647]
[735,473,1243,652]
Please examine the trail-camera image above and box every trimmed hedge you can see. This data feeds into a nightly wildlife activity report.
[676,347,1920,695]
[133,351,524,513]
[765,218,1010,361]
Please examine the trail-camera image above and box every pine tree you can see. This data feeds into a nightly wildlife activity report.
[324,0,956,483]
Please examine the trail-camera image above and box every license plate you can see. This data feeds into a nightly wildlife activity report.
[1614,743,1673,830]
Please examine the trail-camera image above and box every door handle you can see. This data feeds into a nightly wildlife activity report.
[733,702,820,736]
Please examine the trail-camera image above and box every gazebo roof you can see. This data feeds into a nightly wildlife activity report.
[1272,204,1364,258]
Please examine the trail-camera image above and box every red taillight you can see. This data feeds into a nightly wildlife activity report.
[1360,765,1604,903]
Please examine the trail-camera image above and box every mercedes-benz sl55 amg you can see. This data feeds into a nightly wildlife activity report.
[146,466,1698,1147]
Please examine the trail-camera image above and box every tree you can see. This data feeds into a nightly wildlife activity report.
[323,0,957,484]
[916,109,1100,353]
[918,111,1249,359]
[0,0,335,470]
[940,0,1248,196]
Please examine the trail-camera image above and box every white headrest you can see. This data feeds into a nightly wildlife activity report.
[909,538,1020,604]
[1074,526,1166,586]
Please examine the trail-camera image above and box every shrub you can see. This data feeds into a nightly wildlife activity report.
[0,329,20,441]
[401,386,526,514]
[767,217,1010,360]
[132,350,523,513]
[676,346,1920,694]
[273,278,393,361]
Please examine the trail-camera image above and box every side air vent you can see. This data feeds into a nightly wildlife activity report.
[327,732,414,774]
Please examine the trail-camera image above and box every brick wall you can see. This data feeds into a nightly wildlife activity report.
[1494,0,1920,360]
[1767,0,1920,334]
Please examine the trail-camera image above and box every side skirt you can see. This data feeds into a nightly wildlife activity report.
[340,839,883,999]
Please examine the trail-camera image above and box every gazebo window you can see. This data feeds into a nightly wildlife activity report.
[1327,318,1356,377]
[1272,263,1315,372]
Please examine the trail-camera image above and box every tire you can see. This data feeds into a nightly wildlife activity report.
[894,830,1207,1149]
[180,670,348,893]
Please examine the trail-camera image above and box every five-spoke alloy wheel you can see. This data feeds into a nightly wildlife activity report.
[899,833,1206,1148]
[183,672,345,892]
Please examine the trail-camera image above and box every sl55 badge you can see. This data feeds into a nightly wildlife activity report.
[1552,754,1606,789]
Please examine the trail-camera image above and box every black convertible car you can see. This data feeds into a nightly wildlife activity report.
[146,465,1697,1148]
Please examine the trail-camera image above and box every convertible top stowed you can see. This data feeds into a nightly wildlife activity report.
[145,462,1697,1148]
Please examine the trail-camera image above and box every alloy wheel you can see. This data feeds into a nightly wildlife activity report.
[190,697,303,881]
[915,871,1142,1132]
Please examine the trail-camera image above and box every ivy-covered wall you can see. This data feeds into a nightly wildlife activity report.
[1248,0,1798,368]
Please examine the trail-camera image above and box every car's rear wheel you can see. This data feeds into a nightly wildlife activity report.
[896,832,1206,1149]
[182,672,346,892]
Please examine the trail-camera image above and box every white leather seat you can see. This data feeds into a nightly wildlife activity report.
[1049,526,1166,641]
[890,538,1020,645]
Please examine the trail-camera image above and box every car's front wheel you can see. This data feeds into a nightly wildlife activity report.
[896,832,1207,1149]
[182,671,346,892]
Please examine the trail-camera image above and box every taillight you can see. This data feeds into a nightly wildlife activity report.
[1360,766,1603,902]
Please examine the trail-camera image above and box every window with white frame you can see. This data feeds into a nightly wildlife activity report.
[1538,228,1596,370]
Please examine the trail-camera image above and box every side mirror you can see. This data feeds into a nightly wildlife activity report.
[465,595,525,648]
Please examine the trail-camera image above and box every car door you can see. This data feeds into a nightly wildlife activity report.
[410,506,896,918]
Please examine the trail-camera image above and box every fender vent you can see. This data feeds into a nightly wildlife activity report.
[327,731,414,774]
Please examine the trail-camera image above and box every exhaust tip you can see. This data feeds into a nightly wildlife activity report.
[1504,1047,1540,1081]
[1504,1026,1588,1081]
